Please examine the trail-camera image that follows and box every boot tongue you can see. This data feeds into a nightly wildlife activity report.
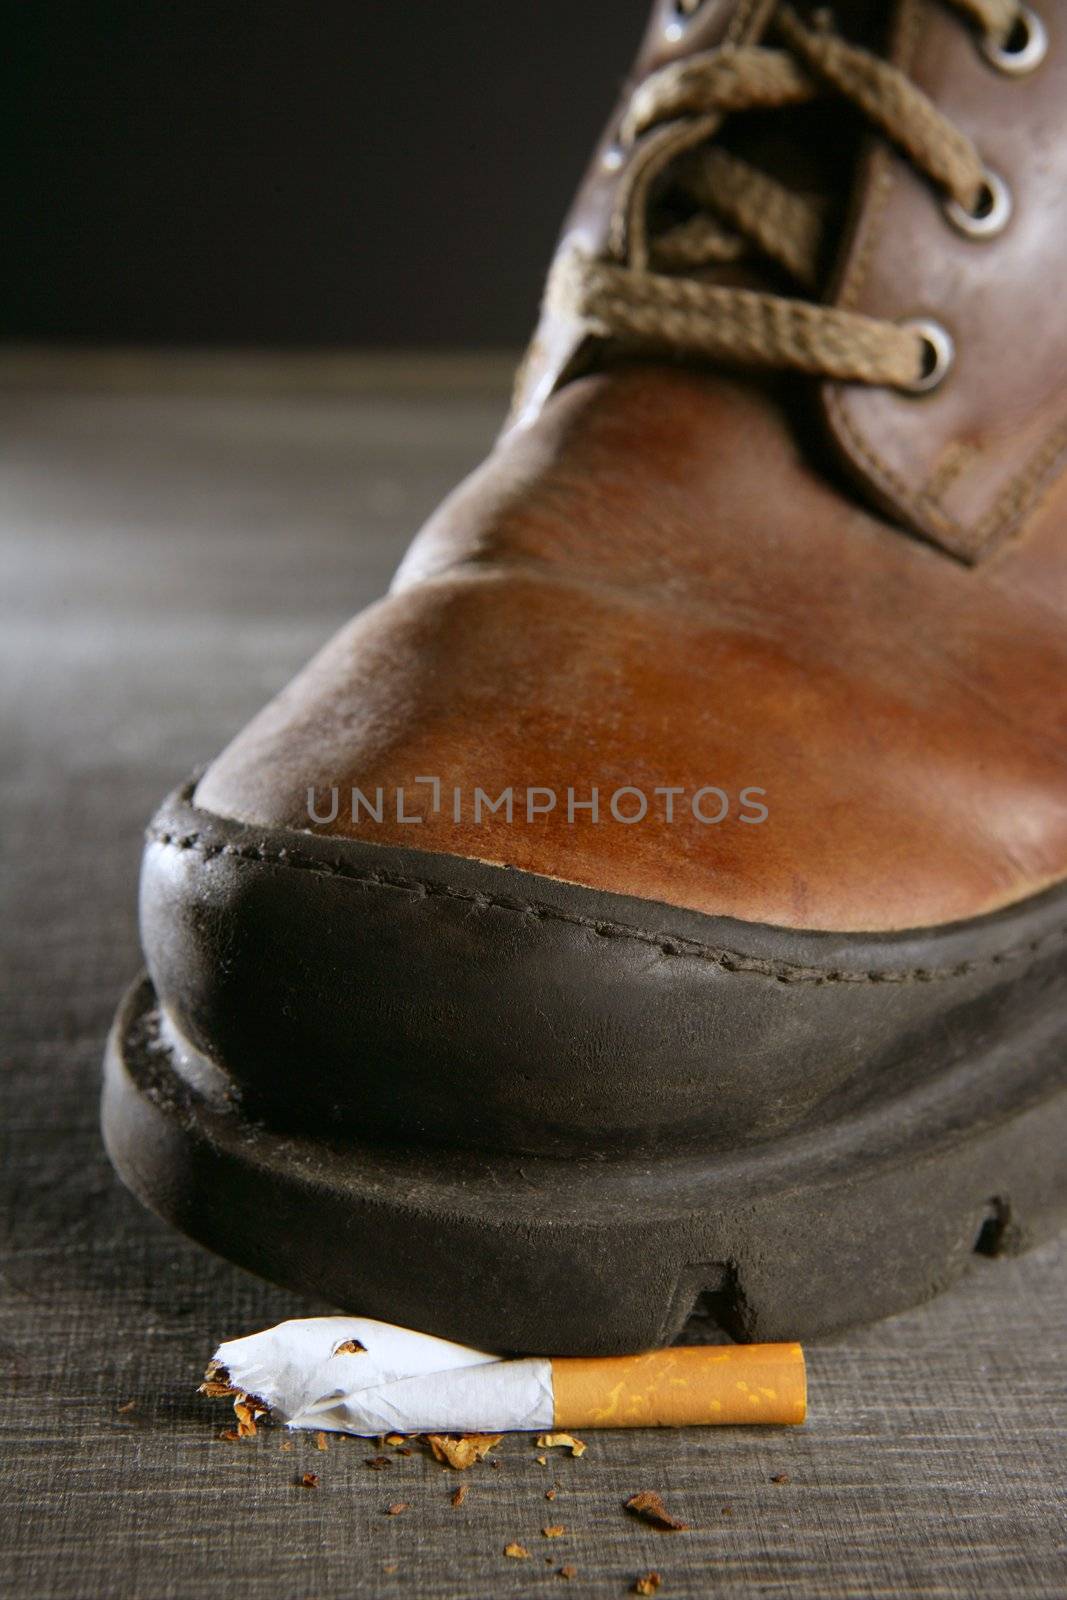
[657,0,893,296]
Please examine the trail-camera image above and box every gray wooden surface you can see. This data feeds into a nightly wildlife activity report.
[1,352,1064,1600]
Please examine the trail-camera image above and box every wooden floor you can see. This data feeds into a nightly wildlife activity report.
[1,352,1065,1599]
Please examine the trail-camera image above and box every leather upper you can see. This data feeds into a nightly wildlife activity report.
[197,364,1067,932]
[516,0,1067,561]
[822,0,1067,559]
[196,0,1067,934]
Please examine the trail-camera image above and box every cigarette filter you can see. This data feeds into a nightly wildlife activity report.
[208,1317,805,1434]
[552,1343,805,1428]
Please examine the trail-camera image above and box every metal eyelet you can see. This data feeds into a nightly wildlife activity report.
[943,168,1012,239]
[666,0,703,39]
[981,4,1048,74]
[898,319,955,394]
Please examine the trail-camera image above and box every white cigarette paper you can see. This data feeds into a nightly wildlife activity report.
[213,1316,554,1434]
[209,1316,807,1434]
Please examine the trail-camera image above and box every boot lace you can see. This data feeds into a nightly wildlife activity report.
[547,0,1034,391]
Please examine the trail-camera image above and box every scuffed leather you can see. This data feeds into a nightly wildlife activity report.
[196,366,1067,932]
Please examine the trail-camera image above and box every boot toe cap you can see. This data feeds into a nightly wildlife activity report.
[140,779,1067,1161]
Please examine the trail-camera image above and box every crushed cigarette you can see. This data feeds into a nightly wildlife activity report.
[634,1574,662,1595]
[203,1318,803,1436]
[204,1317,549,1435]
[537,1432,586,1457]
[427,1433,502,1470]
[504,1543,530,1559]
[625,1491,689,1532]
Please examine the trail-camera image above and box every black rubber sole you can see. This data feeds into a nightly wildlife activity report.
[104,966,1067,1355]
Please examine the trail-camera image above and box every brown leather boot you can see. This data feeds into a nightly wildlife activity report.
[104,0,1067,1354]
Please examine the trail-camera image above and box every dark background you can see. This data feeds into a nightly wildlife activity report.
[5,2,650,348]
